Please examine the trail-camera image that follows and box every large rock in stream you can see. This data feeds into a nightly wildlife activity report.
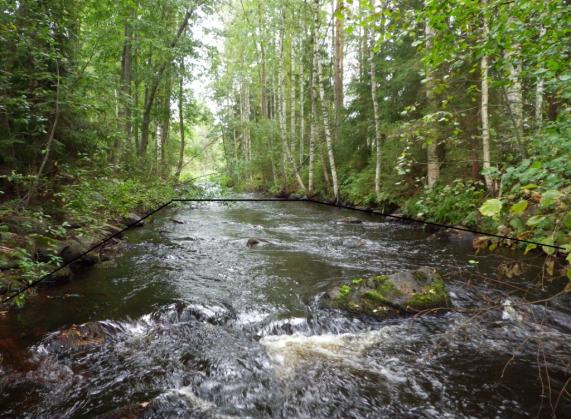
[60,237,99,267]
[324,266,450,318]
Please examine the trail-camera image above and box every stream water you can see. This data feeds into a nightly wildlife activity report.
[0,198,569,417]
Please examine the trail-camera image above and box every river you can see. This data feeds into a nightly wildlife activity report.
[0,198,569,417]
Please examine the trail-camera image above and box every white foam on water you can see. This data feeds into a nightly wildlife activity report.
[174,386,216,412]
[502,299,523,322]
[259,326,398,377]
[236,310,270,325]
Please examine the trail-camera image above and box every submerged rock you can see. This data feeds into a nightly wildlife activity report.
[44,321,123,353]
[325,266,450,318]
[341,238,365,248]
[337,217,363,224]
[246,238,271,248]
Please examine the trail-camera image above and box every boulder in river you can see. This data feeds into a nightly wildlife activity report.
[101,223,124,238]
[60,238,99,267]
[246,238,271,248]
[123,213,144,227]
[325,266,450,318]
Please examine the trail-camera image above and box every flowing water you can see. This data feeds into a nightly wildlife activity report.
[0,198,570,417]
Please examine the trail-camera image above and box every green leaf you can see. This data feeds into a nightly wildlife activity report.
[521,184,539,189]
[509,217,525,231]
[510,200,528,215]
[479,199,503,218]
[540,190,562,208]
[562,212,571,229]
[526,215,545,226]
[566,268,571,281]
[541,237,555,256]
[524,243,537,254]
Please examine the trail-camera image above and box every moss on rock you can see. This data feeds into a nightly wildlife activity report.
[325,267,450,318]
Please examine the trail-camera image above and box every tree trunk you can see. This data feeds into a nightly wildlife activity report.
[481,0,493,193]
[244,82,251,161]
[334,0,344,145]
[160,72,172,176]
[290,35,296,159]
[369,27,382,196]
[299,49,305,167]
[175,69,185,181]
[26,60,60,206]
[121,22,133,154]
[317,55,340,202]
[308,9,318,196]
[278,32,289,189]
[279,23,305,193]
[425,19,440,188]
[140,8,195,155]
[535,25,546,128]
[505,40,524,145]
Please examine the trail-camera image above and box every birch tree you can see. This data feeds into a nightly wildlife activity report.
[480,0,493,193]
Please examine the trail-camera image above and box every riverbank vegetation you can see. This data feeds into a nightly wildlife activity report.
[214,0,570,278]
[0,0,217,304]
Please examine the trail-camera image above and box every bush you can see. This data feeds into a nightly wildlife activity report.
[404,180,485,227]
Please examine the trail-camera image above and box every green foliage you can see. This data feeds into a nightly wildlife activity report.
[479,199,503,219]
[404,180,485,227]
[56,176,177,225]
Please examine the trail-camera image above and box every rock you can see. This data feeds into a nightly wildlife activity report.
[247,238,271,248]
[42,266,73,285]
[101,224,124,238]
[123,213,144,227]
[325,267,450,318]
[60,238,99,267]
[337,217,363,224]
[428,227,475,246]
[45,321,123,353]
[342,238,365,248]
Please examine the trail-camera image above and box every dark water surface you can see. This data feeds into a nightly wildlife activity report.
[0,199,569,417]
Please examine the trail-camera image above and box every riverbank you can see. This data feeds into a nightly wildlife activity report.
[0,177,203,308]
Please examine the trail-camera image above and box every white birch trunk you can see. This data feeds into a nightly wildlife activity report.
[481,0,493,193]
[317,55,340,202]
[299,50,305,167]
[535,25,546,128]
[369,28,382,196]
[425,19,439,188]
[505,47,523,138]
